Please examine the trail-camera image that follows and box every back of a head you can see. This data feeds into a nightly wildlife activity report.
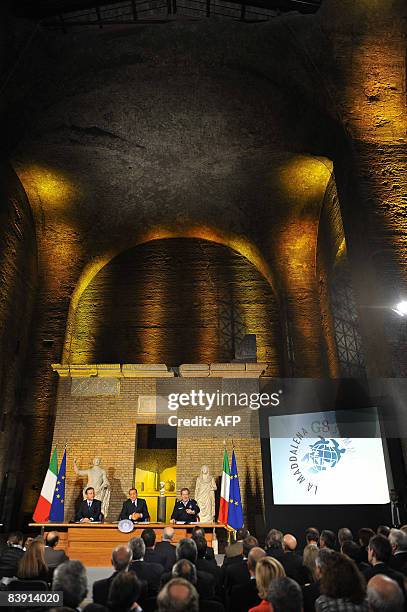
[367,574,404,612]
[305,527,320,544]
[236,527,250,542]
[7,531,24,546]
[163,527,175,542]
[157,577,199,612]
[369,535,392,564]
[18,540,47,579]
[319,551,366,604]
[389,529,407,552]
[243,535,259,558]
[191,526,205,540]
[141,527,156,549]
[267,576,303,612]
[176,538,197,563]
[172,559,197,585]
[320,530,336,549]
[265,529,283,550]
[341,540,362,563]
[283,534,297,552]
[247,547,267,573]
[128,537,146,561]
[358,527,375,548]
[303,544,319,578]
[315,547,335,574]
[108,570,141,612]
[112,545,132,571]
[255,556,286,600]
[53,560,87,609]
[377,525,391,538]
[338,527,353,545]
[46,532,60,549]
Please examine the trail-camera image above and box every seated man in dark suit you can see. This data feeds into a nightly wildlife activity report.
[160,538,215,600]
[141,528,167,568]
[119,488,150,522]
[129,536,164,596]
[44,531,69,569]
[389,528,407,574]
[280,534,310,586]
[229,547,266,612]
[170,488,200,524]
[223,536,258,596]
[155,526,177,571]
[75,487,102,522]
[0,532,25,577]
[363,535,405,592]
[93,545,132,605]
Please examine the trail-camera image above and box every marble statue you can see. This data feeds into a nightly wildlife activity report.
[73,457,111,518]
[195,465,217,522]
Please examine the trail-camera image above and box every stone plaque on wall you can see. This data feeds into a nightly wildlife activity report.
[71,378,120,396]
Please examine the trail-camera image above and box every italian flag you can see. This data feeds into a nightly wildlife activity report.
[218,448,230,524]
[33,448,58,522]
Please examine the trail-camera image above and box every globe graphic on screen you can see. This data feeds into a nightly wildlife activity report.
[303,438,346,473]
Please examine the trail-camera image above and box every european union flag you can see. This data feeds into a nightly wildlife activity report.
[228,450,244,530]
[50,448,66,522]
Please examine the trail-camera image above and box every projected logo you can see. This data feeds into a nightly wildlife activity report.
[302,438,346,474]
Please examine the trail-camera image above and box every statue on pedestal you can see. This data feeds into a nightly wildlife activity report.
[74,457,111,518]
[195,465,217,522]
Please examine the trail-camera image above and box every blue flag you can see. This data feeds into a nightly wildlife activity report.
[228,450,244,530]
[50,449,66,522]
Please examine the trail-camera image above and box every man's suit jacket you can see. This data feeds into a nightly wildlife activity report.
[224,559,249,594]
[155,541,176,571]
[280,551,310,585]
[118,498,150,521]
[44,546,69,569]
[144,548,167,568]
[229,577,261,612]
[363,562,405,591]
[129,560,164,596]
[93,570,119,605]
[75,499,102,522]
[0,546,25,577]
[390,551,407,574]
[170,498,200,523]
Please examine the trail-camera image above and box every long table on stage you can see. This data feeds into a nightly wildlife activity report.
[29,523,228,567]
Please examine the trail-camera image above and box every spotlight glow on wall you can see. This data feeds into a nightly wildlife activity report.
[392,301,407,317]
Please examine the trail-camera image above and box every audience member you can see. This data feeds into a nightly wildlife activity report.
[358,528,375,563]
[172,559,197,584]
[338,528,353,547]
[223,527,250,563]
[267,576,303,612]
[249,556,285,612]
[377,525,391,538]
[191,526,216,561]
[93,545,132,605]
[303,544,319,582]
[17,540,49,582]
[194,536,222,589]
[107,571,142,612]
[141,527,167,567]
[157,577,199,612]
[155,526,177,571]
[364,535,405,590]
[389,528,407,574]
[265,529,284,561]
[229,547,267,612]
[367,574,404,612]
[315,551,368,611]
[302,547,334,612]
[224,535,258,595]
[305,528,320,547]
[341,540,369,572]
[52,560,87,610]
[0,532,25,578]
[320,530,336,550]
[280,534,310,585]
[160,537,215,600]
[44,531,69,569]
[129,536,163,596]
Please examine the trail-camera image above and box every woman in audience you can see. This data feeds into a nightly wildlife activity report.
[108,571,143,612]
[303,544,319,582]
[249,556,285,612]
[315,552,368,611]
[17,540,49,582]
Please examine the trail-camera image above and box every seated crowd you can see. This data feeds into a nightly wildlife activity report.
[1,524,407,611]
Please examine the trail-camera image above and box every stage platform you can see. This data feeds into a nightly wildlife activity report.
[29,522,227,566]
